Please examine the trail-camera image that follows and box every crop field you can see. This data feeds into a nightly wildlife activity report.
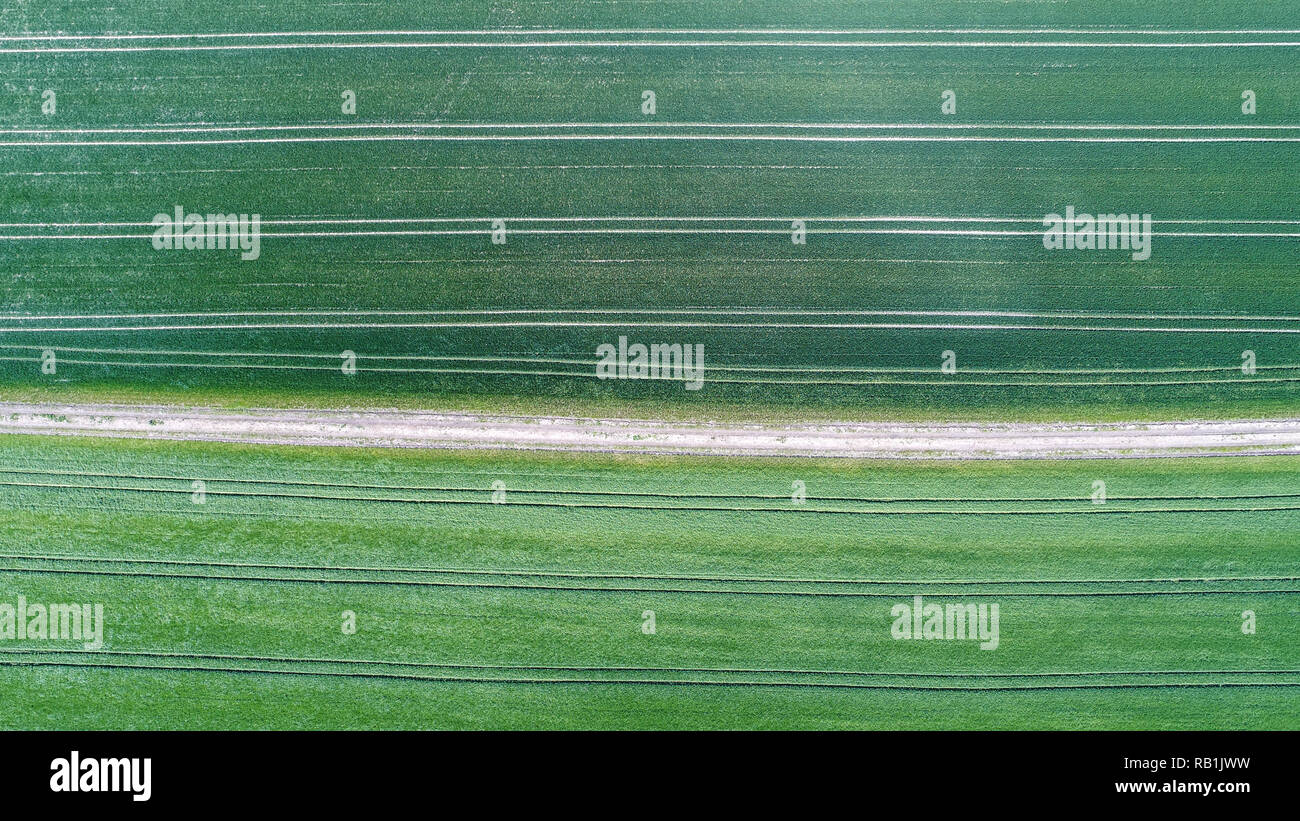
[0,434,1297,729]
[2,1,1300,419]
[0,0,1297,731]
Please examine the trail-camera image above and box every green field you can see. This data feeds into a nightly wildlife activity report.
[3,2,1299,420]
[0,434,1296,729]
[2,2,1297,730]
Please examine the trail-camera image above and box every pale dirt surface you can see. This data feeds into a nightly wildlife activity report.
[2,402,1299,459]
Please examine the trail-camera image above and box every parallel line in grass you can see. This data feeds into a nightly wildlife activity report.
[4,357,1299,386]
[11,124,1300,135]
[1,564,1294,597]
[3,554,1294,586]
[9,168,1298,179]
[37,500,1300,526]
[4,308,1298,321]
[10,29,1300,40]
[4,648,1295,680]
[8,229,1300,238]
[5,466,1298,503]
[6,347,1295,376]
[7,40,1300,54]
[2,321,1297,334]
[0,165,931,175]
[4,658,1297,690]
[7,479,1300,513]
[10,135,1300,146]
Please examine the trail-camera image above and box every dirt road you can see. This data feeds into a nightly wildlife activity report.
[2,402,1299,459]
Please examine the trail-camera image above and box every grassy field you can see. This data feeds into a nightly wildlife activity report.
[0,434,1296,729]
[2,2,1299,420]
[1,2,1297,730]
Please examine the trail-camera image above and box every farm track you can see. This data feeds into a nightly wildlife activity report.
[2,554,1295,597]
[6,553,1294,586]
[2,402,1300,458]
[1,649,1295,691]
[5,464,1300,502]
